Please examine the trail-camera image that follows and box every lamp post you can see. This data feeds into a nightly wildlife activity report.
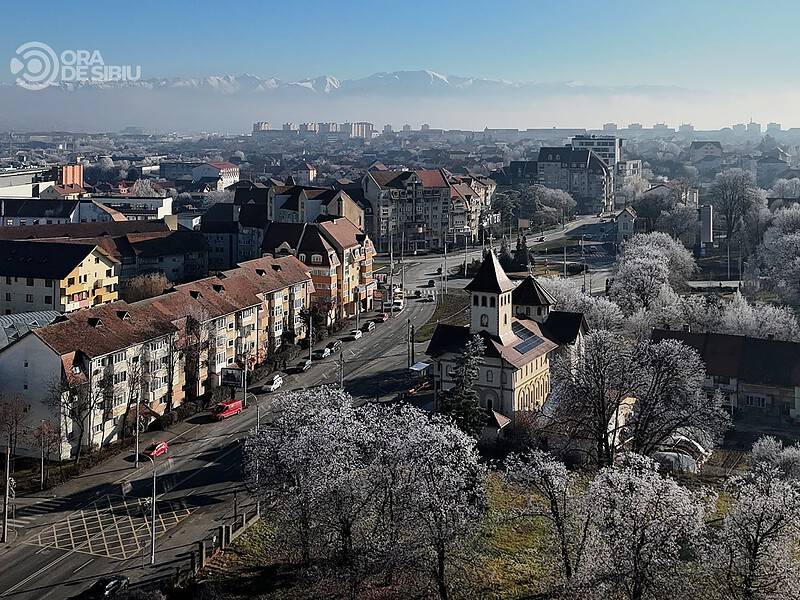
[39,420,45,491]
[134,403,140,469]
[144,454,158,565]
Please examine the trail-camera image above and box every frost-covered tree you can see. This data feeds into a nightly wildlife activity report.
[541,277,625,331]
[504,450,591,582]
[626,339,729,457]
[551,331,641,466]
[718,292,800,341]
[756,203,800,302]
[245,387,486,599]
[768,178,800,200]
[610,254,672,315]
[439,334,488,437]
[707,448,800,600]
[618,232,697,288]
[581,453,710,600]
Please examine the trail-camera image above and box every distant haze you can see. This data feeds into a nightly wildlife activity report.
[0,70,793,133]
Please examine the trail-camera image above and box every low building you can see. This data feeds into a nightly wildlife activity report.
[191,162,240,190]
[91,196,174,221]
[689,141,723,164]
[614,206,637,244]
[0,240,119,315]
[652,329,800,422]
[0,198,118,227]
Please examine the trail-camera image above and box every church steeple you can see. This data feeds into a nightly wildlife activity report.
[465,251,515,339]
[512,274,555,323]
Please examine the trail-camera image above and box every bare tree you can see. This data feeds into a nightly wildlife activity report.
[710,168,761,242]
[0,395,28,461]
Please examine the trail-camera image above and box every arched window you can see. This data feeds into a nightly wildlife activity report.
[486,370,493,382]
[481,296,487,307]
[490,296,496,308]
[473,295,478,306]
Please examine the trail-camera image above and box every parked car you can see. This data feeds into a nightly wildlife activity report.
[212,399,242,420]
[144,441,168,458]
[264,374,283,392]
[327,339,342,352]
[70,576,129,599]
[312,347,332,359]
[538,236,545,242]
[374,313,389,323]
[348,329,363,340]
[427,279,436,287]
[414,290,422,298]
[391,304,404,313]
[361,321,376,333]
[295,359,313,373]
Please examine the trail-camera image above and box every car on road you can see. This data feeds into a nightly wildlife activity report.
[327,339,342,352]
[391,304,404,313]
[144,441,169,458]
[348,329,363,340]
[312,347,331,359]
[70,576,129,599]
[538,236,545,242]
[427,279,436,287]
[294,359,313,373]
[264,373,283,392]
[374,313,389,323]
[361,320,375,333]
[212,399,242,420]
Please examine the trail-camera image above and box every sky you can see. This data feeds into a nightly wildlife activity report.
[0,0,796,89]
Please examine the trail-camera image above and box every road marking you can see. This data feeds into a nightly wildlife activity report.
[72,558,93,574]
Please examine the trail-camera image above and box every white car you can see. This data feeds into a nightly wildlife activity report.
[264,374,283,392]
[348,329,363,340]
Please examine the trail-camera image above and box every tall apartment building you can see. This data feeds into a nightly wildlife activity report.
[0,240,119,315]
[262,219,375,324]
[252,121,271,133]
[571,134,622,169]
[537,147,612,214]
[363,169,454,252]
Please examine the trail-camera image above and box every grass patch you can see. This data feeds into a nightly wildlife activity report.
[416,290,470,342]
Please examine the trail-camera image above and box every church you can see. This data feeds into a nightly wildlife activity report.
[426,251,587,429]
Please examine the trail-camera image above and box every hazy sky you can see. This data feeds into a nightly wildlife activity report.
[0,0,796,89]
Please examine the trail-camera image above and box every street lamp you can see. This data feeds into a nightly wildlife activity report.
[143,454,158,565]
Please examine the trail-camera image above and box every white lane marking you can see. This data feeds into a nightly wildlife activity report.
[72,558,93,574]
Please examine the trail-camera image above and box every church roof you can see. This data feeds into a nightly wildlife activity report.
[464,251,515,294]
[513,275,556,306]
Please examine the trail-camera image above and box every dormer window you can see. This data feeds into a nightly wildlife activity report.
[88,317,103,328]
[212,284,224,293]
[189,290,201,299]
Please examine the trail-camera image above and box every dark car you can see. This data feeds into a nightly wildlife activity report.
[326,340,342,353]
[427,279,436,287]
[71,576,129,599]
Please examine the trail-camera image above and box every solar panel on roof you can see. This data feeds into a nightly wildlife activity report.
[512,321,544,354]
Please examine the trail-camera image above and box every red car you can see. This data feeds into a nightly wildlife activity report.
[145,441,169,458]
[212,399,243,420]
[375,313,389,323]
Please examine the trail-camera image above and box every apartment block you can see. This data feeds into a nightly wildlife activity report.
[0,240,119,315]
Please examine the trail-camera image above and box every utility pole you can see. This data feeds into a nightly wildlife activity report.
[356,298,360,330]
[145,455,157,565]
[389,230,395,319]
[410,323,416,366]
[400,230,405,292]
[563,244,567,277]
[581,236,586,293]
[406,319,412,369]
[134,402,140,468]
[242,353,249,409]
[464,240,468,277]
[2,447,9,544]
[442,240,447,294]
[39,420,45,491]
[339,350,344,387]
[308,311,313,361]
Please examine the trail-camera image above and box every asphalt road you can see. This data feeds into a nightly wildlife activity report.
[0,215,613,598]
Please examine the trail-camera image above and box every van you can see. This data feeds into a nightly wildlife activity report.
[213,399,243,420]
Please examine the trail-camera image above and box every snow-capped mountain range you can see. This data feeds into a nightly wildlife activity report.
[0,69,690,96]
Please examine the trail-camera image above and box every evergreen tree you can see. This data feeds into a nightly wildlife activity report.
[440,334,488,437]
[514,234,532,271]
[498,236,514,271]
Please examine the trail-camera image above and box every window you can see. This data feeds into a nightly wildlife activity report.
[481,296,487,307]
[490,296,496,308]
[45,295,52,304]
[25,294,33,303]
[112,351,126,364]
[480,314,489,327]
[4,293,9,302]
[92,424,103,434]
[68,277,75,286]
[113,371,127,384]
[105,269,111,277]
[486,370,493,382]
[311,254,322,264]
[26,278,34,286]
[744,394,766,408]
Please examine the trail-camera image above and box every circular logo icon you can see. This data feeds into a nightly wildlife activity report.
[10,41,59,91]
